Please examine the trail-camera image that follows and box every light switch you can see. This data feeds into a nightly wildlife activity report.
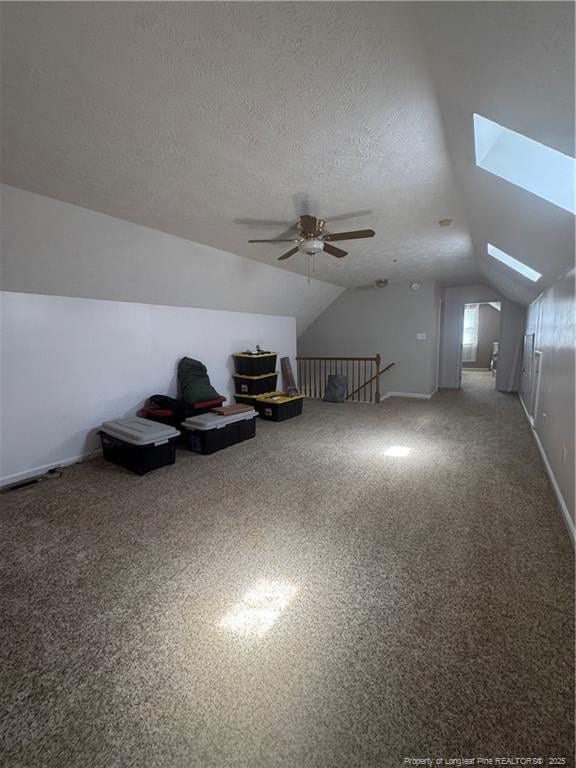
[416,333,427,340]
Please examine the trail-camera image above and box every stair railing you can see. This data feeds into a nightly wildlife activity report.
[296,355,395,403]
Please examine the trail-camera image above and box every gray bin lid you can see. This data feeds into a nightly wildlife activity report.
[182,410,256,431]
[101,416,180,446]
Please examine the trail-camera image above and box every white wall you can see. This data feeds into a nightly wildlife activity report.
[521,267,575,532]
[0,291,296,485]
[1,185,344,335]
[298,280,442,397]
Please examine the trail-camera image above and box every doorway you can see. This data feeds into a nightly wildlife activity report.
[461,302,501,390]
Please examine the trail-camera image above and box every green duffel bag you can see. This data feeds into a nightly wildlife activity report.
[178,357,221,405]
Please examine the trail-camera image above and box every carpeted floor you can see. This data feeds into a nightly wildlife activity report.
[1,371,574,767]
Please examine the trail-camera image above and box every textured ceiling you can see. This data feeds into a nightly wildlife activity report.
[0,2,480,289]
[2,3,573,300]
[416,1,574,304]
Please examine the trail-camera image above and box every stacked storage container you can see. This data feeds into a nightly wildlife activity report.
[232,351,278,399]
[253,393,304,421]
[232,351,304,422]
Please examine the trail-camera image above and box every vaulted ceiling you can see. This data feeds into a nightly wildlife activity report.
[1,2,573,302]
[417,1,575,305]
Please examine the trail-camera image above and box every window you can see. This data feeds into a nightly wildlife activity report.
[487,243,541,282]
[474,113,575,214]
[462,304,479,363]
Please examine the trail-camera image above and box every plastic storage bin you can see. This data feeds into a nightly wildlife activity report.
[255,393,304,421]
[181,410,257,454]
[233,352,278,376]
[233,392,275,407]
[233,373,278,396]
[100,417,180,475]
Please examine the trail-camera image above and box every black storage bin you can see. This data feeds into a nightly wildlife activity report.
[234,394,260,407]
[99,417,179,475]
[233,373,278,396]
[233,352,278,376]
[181,411,257,455]
[256,394,304,422]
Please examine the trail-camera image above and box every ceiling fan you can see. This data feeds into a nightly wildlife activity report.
[248,214,375,260]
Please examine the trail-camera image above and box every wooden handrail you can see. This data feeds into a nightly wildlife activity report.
[296,356,379,362]
[295,353,393,403]
[346,361,395,400]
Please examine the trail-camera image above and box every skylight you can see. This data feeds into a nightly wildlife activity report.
[487,243,541,282]
[474,114,575,214]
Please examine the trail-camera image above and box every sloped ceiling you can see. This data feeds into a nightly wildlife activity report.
[416,1,575,304]
[1,2,573,302]
[0,2,478,289]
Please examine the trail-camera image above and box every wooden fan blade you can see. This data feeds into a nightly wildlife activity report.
[299,215,319,235]
[325,209,373,223]
[323,243,348,259]
[274,223,299,239]
[278,247,299,261]
[248,239,298,243]
[235,218,293,227]
[323,229,375,242]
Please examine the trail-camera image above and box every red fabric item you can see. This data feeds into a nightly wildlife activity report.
[192,396,226,409]
[141,407,174,417]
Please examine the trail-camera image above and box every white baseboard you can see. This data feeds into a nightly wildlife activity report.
[381,389,437,401]
[519,395,575,544]
[0,449,101,489]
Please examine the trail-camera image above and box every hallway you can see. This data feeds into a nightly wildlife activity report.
[461,368,496,391]
[1,385,573,766]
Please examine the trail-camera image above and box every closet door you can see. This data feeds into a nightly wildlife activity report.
[520,332,535,414]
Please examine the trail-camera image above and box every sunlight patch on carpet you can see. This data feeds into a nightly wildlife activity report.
[220,579,297,637]
[384,446,411,457]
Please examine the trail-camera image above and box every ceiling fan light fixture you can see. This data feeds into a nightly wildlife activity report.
[248,213,376,261]
[298,239,324,255]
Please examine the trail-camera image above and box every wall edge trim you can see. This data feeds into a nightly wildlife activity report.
[0,450,101,489]
[519,395,575,544]
[381,390,437,401]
